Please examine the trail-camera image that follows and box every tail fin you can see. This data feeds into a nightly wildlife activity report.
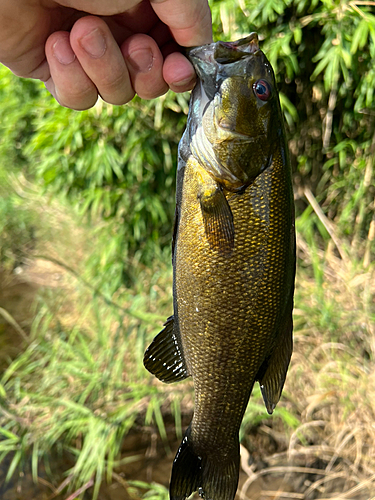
[170,427,239,500]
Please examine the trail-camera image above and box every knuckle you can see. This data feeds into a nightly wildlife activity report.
[55,85,98,110]
[98,69,127,93]
[97,71,135,104]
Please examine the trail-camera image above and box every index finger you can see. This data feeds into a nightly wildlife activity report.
[151,0,212,47]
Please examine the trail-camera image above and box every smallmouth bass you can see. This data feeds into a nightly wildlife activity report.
[144,33,295,500]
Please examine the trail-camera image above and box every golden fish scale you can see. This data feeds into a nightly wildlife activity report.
[174,151,293,458]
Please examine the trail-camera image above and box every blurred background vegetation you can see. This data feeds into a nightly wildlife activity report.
[0,0,374,499]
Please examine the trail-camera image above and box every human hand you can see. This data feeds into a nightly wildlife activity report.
[0,0,212,110]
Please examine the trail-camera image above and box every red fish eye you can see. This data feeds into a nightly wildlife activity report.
[253,80,271,101]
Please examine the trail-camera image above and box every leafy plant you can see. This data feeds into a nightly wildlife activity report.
[1,0,374,287]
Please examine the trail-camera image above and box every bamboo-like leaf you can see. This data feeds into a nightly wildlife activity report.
[0,428,20,440]
[5,450,21,483]
[31,442,39,483]
[311,48,334,81]
[351,19,369,54]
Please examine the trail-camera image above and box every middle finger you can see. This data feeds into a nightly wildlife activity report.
[70,16,135,105]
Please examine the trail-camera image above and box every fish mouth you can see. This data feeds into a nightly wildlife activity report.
[186,33,260,65]
[214,33,260,63]
[187,33,262,101]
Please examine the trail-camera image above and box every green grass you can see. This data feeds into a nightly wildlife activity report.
[1,216,374,500]
[0,267,175,497]
[0,134,374,500]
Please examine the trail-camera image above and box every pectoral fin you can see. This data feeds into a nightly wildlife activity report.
[143,316,189,383]
[257,311,293,414]
[199,186,235,254]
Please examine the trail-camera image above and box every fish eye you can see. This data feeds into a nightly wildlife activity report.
[253,79,272,101]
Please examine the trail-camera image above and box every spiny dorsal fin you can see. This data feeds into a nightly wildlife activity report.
[143,316,189,383]
[199,186,235,254]
[257,311,293,414]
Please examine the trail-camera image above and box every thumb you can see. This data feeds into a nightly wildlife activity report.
[151,0,212,47]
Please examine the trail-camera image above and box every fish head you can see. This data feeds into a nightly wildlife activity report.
[187,34,284,191]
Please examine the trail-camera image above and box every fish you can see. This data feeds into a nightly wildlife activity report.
[143,33,295,500]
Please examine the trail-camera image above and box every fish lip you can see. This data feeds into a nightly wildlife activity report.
[187,46,215,70]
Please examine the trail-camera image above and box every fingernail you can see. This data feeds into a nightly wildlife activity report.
[80,28,106,58]
[127,49,154,73]
[53,39,76,65]
[172,76,196,88]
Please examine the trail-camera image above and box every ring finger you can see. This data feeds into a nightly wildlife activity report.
[45,31,99,110]
[70,16,135,105]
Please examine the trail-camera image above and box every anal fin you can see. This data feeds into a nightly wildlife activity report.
[199,186,235,254]
[143,316,189,383]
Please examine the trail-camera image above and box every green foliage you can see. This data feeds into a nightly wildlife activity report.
[128,481,169,500]
[0,66,43,170]
[0,68,189,290]
[0,170,45,271]
[0,0,374,288]
[27,92,189,290]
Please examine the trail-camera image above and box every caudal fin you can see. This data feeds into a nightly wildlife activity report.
[170,427,239,500]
